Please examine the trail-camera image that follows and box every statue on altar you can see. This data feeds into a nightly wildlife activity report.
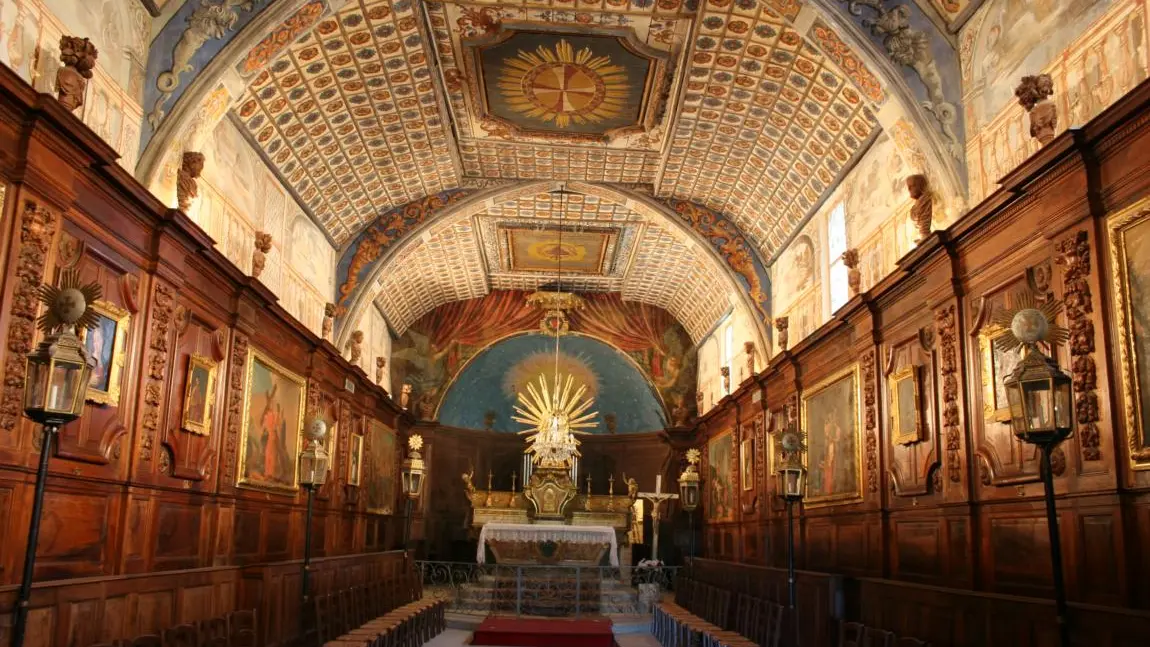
[462,372,636,566]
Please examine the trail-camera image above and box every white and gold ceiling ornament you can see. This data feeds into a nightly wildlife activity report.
[514,373,598,469]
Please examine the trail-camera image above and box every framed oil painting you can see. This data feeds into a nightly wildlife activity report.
[707,431,735,521]
[181,354,217,435]
[889,365,922,445]
[979,324,1018,422]
[237,348,307,493]
[348,433,364,486]
[82,300,130,407]
[366,419,397,514]
[1108,199,1150,469]
[802,365,863,507]
[740,437,755,491]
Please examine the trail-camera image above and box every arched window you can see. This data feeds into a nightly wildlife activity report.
[828,202,849,312]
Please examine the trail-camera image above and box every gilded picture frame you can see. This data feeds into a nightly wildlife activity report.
[889,365,922,445]
[1107,198,1150,470]
[801,364,863,508]
[348,433,364,486]
[978,323,1017,422]
[740,437,755,491]
[365,419,398,515]
[82,299,130,407]
[236,348,308,493]
[181,354,217,436]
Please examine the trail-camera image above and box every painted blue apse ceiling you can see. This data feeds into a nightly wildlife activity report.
[437,334,667,434]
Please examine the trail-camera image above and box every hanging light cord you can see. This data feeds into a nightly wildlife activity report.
[553,186,564,405]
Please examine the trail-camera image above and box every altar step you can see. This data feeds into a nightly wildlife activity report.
[453,573,641,617]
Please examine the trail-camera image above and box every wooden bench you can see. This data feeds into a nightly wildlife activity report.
[323,598,447,647]
[654,601,757,647]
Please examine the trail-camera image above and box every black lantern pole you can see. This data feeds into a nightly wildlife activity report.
[298,418,330,644]
[997,297,1073,647]
[775,427,807,611]
[13,271,101,647]
[401,435,426,551]
[678,448,701,559]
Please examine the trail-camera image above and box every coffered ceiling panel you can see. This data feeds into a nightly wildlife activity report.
[235,0,459,244]
[657,2,878,258]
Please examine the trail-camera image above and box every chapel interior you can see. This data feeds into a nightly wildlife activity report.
[0,0,1148,646]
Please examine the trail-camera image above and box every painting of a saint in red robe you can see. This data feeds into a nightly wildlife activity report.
[239,350,306,491]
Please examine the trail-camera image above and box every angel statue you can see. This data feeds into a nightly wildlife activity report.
[462,466,476,496]
[623,473,639,501]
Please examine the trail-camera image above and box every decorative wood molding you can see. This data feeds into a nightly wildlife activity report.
[140,281,176,465]
[0,200,59,435]
[1056,230,1101,462]
[862,350,879,493]
[935,305,961,483]
[221,333,250,486]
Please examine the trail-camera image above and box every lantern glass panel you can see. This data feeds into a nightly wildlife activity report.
[1022,379,1054,431]
[785,469,802,497]
[49,358,86,416]
[1054,378,1072,430]
[24,359,50,412]
[1007,380,1026,431]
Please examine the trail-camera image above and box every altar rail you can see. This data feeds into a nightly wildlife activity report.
[416,561,678,618]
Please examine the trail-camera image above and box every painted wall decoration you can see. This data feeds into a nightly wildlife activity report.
[1106,197,1150,469]
[664,200,771,324]
[436,332,668,434]
[963,0,1146,202]
[365,419,397,514]
[335,189,473,314]
[391,290,696,427]
[142,0,275,143]
[503,225,615,274]
[803,365,863,507]
[707,430,735,522]
[237,348,307,493]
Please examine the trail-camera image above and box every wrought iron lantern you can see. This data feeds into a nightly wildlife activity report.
[678,448,701,512]
[402,434,425,500]
[994,298,1073,446]
[24,271,101,426]
[298,419,330,489]
[775,429,808,502]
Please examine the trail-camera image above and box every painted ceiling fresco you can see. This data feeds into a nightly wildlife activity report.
[367,190,731,340]
[140,0,971,342]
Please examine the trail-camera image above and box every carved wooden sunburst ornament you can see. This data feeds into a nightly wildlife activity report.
[514,373,598,468]
[36,268,102,334]
[990,292,1068,355]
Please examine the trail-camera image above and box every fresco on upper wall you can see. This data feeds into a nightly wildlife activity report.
[963,0,1146,202]
[773,212,819,315]
[841,132,911,244]
[964,0,1114,132]
[436,333,668,434]
[391,290,696,426]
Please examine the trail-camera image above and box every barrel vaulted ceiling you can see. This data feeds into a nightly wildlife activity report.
[141,0,970,342]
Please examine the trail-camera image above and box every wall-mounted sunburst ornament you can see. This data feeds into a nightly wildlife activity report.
[499,40,629,128]
[514,373,598,468]
[990,292,1068,355]
[777,426,807,463]
[36,269,102,334]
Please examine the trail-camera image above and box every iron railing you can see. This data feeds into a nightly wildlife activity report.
[415,560,680,617]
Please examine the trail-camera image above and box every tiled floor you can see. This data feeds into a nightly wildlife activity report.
[422,628,661,647]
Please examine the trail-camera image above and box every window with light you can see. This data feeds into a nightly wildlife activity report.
[828,203,849,312]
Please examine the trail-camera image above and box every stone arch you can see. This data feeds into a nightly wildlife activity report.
[333,181,773,355]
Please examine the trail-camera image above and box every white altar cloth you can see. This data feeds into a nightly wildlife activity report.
[477,523,619,566]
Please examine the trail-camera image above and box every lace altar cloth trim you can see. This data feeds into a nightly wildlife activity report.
[477,523,619,566]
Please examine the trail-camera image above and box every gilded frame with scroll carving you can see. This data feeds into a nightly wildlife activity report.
[82,300,131,407]
[978,324,1018,422]
[1108,198,1150,470]
[889,365,922,445]
[180,354,217,436]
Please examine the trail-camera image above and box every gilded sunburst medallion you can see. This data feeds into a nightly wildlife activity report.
[499,40,628,128]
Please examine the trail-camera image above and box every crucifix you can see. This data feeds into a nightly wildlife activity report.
[638,475,678,562]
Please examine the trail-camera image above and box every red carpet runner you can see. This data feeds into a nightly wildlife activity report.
[470,616,615,647]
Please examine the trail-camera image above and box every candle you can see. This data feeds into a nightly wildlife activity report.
[655,474,662,494]
[49,385,60,410]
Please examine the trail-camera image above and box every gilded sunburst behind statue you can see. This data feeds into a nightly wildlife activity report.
[498,39,629,128]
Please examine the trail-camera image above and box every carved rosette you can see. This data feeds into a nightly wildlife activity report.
[1056,230,1101,461]
[935,305,961,483]
[861,351,878,493]
[140,282,176,464]
[221,334,249,483]
[0,201,59,434]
